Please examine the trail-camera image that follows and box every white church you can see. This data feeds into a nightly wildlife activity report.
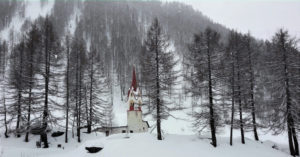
[96,68,149,135]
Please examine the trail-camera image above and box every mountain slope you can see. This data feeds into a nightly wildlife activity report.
[0,1,295,157]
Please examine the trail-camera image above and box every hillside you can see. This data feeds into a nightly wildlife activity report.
[0,1,299,157]
[0,0,230,136]
[0,0,229,87]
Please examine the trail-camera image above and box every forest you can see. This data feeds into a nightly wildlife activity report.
[0,0,299,157]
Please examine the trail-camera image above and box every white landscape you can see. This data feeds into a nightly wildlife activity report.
[0,132,291,157]
[0,0,299,157]
[0,83,293,157]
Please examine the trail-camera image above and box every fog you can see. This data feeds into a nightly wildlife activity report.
[165,0,300,40]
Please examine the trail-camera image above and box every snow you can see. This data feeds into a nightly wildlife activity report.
[0,131,290,157]
[66,6,81,36]
[0,1,54,43]
[112,72,128,127]
[0,14,23,42]
[25,1,54,21]
[0,145,2,157]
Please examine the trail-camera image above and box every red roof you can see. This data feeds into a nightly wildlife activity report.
[131,67,137,91]
[128,67,138,97]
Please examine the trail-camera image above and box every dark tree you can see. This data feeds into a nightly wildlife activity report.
[225,31,248,145]
[70,27,87,142]
[9,39,26,138]
[186,27,223,147]
[39,16,63,148]
[141,18,178,140]
[85,45,112,132]
[224,31,237,146]
[64,34,71,143]
[265,29,299,156]
[243,33,259,141]
[23,23,41,142]
[0,40,9,138]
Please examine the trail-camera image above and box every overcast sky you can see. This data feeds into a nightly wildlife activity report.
[164,0,300,41]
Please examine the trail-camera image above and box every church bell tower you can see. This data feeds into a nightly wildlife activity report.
[126,67,149,133]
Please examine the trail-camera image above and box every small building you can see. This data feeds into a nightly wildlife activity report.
[95,68,149,135]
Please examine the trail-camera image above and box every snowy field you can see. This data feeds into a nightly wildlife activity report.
[0,42,293,157]
[0,78,293,157]
[0,131,290,157]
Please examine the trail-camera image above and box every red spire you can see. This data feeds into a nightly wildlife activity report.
[128,67,138,98]
[131,67,137,91]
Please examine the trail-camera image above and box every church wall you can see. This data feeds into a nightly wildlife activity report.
[127,110,148,133]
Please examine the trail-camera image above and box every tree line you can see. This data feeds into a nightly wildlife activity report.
[183,27,300,156]
[139,18,299,156]
[0,16,112,148]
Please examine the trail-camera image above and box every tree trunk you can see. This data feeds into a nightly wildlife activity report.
[207,42,217,147]
[287,118,296,156]
[16,88,22,137]
[78,56,82,143]
[75,70,78,139]
[88,55,94,133]
[237,61,245,144]
[283,48,296,156]
[16,44,24,138]
[85,86,89,133]
[286,92,296,156]
[4,96,9,138]
[250,90,259,141]
[25,90,31,142]
[42,31,49,148]
[65,38,70,143]
[247,39,259,141]
[291,121,299,156]
[155,35,162,141]
[16,77,22,138]
[230,53,235,146]
[75,47,80,143]
[25,43,34,143]
[156,92,162,140]
[2,43,9,138]
[72,114,75,138]
[249,85,259,141]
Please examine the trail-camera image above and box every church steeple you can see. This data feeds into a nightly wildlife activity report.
[131,67,137,91]
[127,66,142,111]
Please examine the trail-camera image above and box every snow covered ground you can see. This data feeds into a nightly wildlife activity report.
[106,60,292,157]
[0,131,290,157]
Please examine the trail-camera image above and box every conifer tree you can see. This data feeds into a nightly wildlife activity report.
[141,18,178,140]
[39,16,63,148]
[64,34,71,143]
[9,39,26,138]
[265,29,299,156]
[243,33,259,141]
[0,40,9,138]
[86,45,112,131]
[23,23,42,143]
[186,27,223,147]
[70,32,87,143]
